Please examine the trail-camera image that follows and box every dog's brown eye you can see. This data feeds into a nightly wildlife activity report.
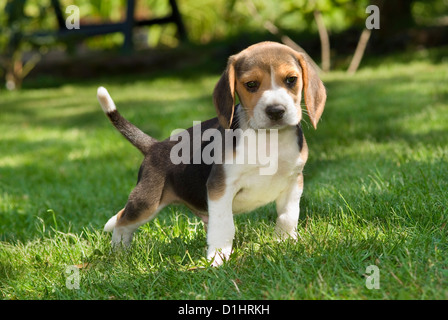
[285,76,297,86]
[245,81,259,92]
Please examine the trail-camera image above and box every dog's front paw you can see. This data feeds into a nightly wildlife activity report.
[207,247,232,267]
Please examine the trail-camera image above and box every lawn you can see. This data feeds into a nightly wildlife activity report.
[1,46,447,300]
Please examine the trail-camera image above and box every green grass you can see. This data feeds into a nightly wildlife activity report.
[1,47,448,300]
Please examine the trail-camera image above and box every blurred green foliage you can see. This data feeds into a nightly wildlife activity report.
[1,0,447,50]
[413,0,448,25]
[0,0,447,88]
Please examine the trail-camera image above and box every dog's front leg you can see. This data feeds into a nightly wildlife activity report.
[275,173,304,240]
[206,187,235,267]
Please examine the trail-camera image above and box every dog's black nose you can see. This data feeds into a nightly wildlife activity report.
[265,105,286,121]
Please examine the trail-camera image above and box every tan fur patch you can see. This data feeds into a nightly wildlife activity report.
[116,203,161,227]
[116,208,125,220]
[300,135,309,163]
[298,172,304,191]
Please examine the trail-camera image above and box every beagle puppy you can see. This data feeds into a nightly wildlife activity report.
[97,41,326,266]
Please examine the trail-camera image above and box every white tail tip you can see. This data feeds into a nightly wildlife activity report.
[97,86,117,114]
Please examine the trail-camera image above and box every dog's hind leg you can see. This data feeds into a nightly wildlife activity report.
[109,182,164,248]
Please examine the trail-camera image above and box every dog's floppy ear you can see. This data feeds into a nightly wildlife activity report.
[295,52,326,129]
[213,56,236,129]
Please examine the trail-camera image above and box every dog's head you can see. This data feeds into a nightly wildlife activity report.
[213,42,326,130]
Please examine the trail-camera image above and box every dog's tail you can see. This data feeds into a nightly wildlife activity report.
[97,87,156,155]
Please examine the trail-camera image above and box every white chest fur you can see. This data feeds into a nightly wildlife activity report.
[225,126,305,214]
